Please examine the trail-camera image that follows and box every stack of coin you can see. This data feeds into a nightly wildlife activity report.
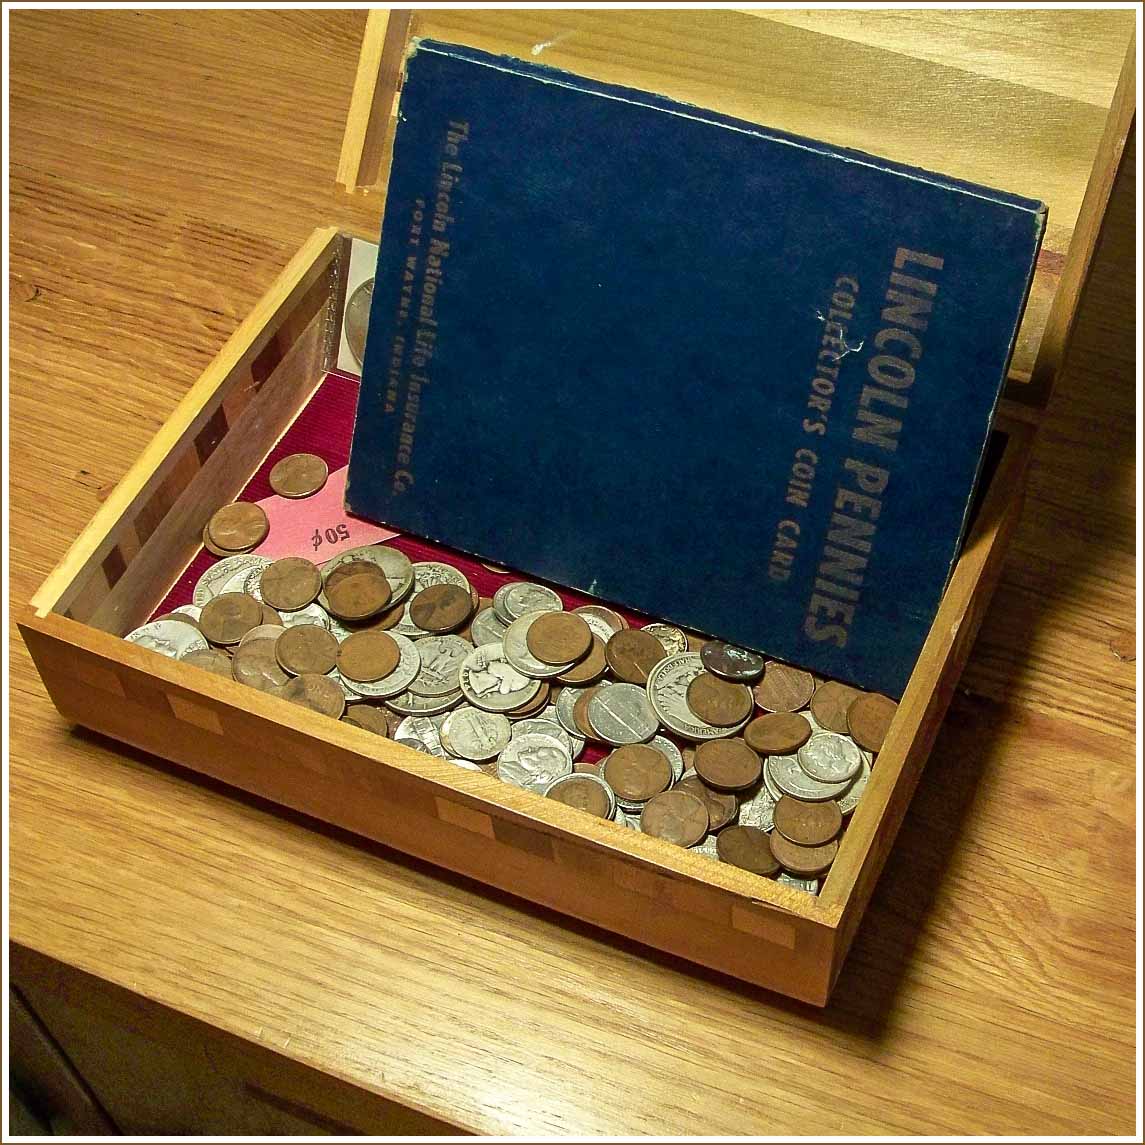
[125,471,900,895]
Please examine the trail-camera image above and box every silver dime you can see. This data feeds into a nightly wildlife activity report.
[647,734,685,783]
[738,787,776,832]
[392,561,473,638]
[278,602,331,631]
[193,554,270,606]
[503,609,575,678]
[319,544,415,609]
[798,732,862,783]
[394,714,449,758]
[690,834,721,859]
[458,642,541,713]
[407,634,474,697]
[513,717,576,760]
[645,653,747,741]
[338,632,421,699]
[571,604,627,642]
[768,752,850,802]
[493,582,563,624]
[778,872,820,895]
[497,732,572,792]
[835,755,872,816]
[587,682,658,745]
[555,687,585,735]
[385,688,463,716]
[642,623,689,657]
[440,705,512,761]
[469,606,509,647]
[124,619,208,659]
[543,772,616,819]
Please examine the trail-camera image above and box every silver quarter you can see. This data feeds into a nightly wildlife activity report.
[503,609,575,678]
[835,755,872,816]
[768,752,850,802]
[193,554,270,605]
[571,604,627,641]
[124,619,208,659]
[646,653,747,741]
[798,732,863,783]
[392,561,473,638]
[642,623,689,657]
[394,714,449,758]
[497,732,572,792]
[587,682,658,745]
[458,642,541,712]
[691,834,721,859]
[513,716,576,760]
[385,688,463,716]
[407,634,474,697]
[440,705,512,761]
[469,606,509,647]
[338,632,421,699]
[494,582,563,624]
[762,758,785,802]
[319,544,415,609]
[738,786,776,832]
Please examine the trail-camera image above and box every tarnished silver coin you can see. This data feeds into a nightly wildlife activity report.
[778,872,821,895]
[440,705,512,761]
[193,554,270,605]
[646,653,748,741]
[394,714,449,758]
[497,732,572,792]
[407,634,474,697]
[587,682,658,745]
[768,752,850,802]
[571,604,627,642]
[691,834,722,859]
[345,277,373,368]
[238,623,287,648]
[320,545,415,610]
[513,717,576,760]
[647,734,685,783]
[392,562,472,638]
[338,632,421,699]
[700,640,766,682]
[798,732,862,783]
[643,623,689,658]
[386,688,463,716]
[835,755,872,816]
[458,642,541,713]
[278,602,331,631]
[469,606,509,647]
[737,786,777,832]
[503,610,574,678]
[493,582,563,624]
[124,619,208,659]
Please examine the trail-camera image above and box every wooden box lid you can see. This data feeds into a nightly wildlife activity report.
[337,9,1135,414]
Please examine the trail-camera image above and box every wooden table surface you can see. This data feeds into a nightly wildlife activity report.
[9,10,1137,1136]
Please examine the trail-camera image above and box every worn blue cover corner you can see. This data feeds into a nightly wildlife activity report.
[346,39,1045,698]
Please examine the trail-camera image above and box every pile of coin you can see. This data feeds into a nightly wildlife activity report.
[125,455,899,894]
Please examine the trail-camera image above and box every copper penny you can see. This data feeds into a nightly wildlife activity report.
[604,628,668,684]
[324,560,392,621]
[699,641,765,683]
[337,630,401,683]
[686,672,753,727]
[693,738,762,792]
[716,826,780,876]
[753,662,816,713]
[206,502,269,553]
[275,625,338,676]
[640,790,709,847]
[675,773,738,832]
[231,636,290,692]
[773,795,842,846]
[505,681,551,719]
[409,583,473,633]
[744,712,812,755]
[259,556,322,612]
[572,685,605,739]
[260,603,283,626]
[341,705,393,736]
[556,635,606,685]
[202,522,237,558]
[181,647,234,677]
[274,672,346,719]
[544,774,613,818]
[768,830,838,877]
[573,761,601,775]
[602,743,672,802]
[847,692,898,752]
[268,452,329,498]
[199,592,263,646]
[810,680,863,733]
[527,612,592,665]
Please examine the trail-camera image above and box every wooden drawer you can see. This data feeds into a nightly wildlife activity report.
[17,10,1135,1006]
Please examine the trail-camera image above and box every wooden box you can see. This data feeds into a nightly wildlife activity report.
[18,10,1135,1005]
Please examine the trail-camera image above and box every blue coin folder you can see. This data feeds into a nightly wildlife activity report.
[346,39,1045,699]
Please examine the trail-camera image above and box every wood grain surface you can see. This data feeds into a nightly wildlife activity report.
[9,10,1137,1135]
